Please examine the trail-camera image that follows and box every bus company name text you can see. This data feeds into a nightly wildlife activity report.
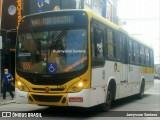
[2,112,42,118]
[52,49,86,54]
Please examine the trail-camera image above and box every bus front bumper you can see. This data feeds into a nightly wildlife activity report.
[15,88,91,107]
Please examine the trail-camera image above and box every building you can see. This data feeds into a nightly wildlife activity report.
[1,0,118,30]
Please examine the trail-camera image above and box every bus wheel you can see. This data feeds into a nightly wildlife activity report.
[137,81,145,99]
[100,87,112,112]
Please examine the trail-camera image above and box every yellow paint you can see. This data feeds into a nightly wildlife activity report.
[139,67,154,74]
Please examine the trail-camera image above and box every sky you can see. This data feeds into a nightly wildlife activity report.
[117,0,160,64]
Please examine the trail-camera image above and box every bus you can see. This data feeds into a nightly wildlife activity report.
[15,9,154,111]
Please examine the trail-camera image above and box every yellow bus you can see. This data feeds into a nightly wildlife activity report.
[15,9,154,111]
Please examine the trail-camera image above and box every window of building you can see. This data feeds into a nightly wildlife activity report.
[107,1,112,21]
[86,0,92,6]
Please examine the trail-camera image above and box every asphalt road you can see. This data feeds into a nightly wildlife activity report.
[0,79,160,120]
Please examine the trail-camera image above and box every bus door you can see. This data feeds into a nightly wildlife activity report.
[90,24,106,106]
[119,35,129,98]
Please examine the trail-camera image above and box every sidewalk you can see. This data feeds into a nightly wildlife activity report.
[0,92,16,106]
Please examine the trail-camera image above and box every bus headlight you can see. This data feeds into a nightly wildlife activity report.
[67,79,88,93]
[78,82,83,87]
[16,80,29,92]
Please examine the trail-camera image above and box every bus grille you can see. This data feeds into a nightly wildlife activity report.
[32,88,65,91]
[31,95,62,102]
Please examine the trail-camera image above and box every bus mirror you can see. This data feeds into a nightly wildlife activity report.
[92,57,105,67]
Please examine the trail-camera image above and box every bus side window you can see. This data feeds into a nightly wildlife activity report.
[128,40,135,64]
[92,27,104,58]
[145,48,149,66]
[140,45,145,65]
[106,28,116,60]
[123,37,128,64]
[91,25,105,67]
[149,50,154,67]
[115,32,122,61]
[134,42,140,64]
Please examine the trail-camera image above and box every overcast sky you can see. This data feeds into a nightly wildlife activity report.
[117,0,160,64]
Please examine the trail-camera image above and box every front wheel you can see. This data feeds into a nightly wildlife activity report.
[100,87,112,112]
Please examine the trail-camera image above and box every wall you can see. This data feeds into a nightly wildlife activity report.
[1,0,17,30]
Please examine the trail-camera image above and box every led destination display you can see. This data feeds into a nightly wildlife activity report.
[31,15,74,27]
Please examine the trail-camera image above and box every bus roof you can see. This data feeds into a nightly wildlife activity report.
[118,27,153,49]
[84,9,152,49]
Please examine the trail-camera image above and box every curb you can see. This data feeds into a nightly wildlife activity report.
[0,92,15,106]
[0,100,16,106]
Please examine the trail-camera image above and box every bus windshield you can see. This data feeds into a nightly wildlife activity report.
[17,29,88,74]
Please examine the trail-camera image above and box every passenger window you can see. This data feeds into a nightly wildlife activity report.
[129,40,134,63]
[134,42,140,64]
[140,46,145,65]
[116,35,123,61]
[106,28,116,59]
[145,48,149,66]
[149,50,154,67]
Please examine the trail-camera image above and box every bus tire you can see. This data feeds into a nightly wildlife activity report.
[100,86,112,112]
[137,81,145,99]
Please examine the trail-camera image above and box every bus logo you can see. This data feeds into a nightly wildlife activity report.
[45,87,49,92]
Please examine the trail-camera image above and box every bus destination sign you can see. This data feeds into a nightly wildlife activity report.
[31,15,74,27]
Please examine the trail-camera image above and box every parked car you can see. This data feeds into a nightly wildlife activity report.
[154,74,160,79]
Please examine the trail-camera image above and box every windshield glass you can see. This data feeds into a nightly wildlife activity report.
[17,29,87,74]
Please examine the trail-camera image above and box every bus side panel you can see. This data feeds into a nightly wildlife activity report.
[91,67,106,106]
[91,61,120,106]
[68,89,91,107]
[127,65,142,96]
[142,67,154,91]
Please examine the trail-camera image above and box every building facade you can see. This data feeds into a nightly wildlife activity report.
[1,0,118,30]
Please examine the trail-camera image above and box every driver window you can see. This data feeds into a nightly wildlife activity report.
[92,26,104,58]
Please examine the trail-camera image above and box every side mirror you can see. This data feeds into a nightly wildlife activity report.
[92,57,105,67]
